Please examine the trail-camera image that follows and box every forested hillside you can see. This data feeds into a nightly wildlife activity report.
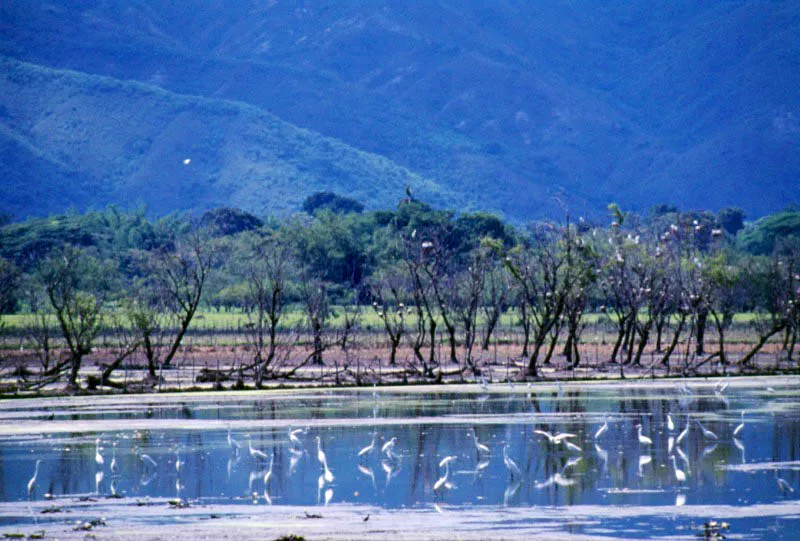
[1,1,798,220]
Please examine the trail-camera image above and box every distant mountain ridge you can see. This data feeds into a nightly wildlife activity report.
[1,1,798,220]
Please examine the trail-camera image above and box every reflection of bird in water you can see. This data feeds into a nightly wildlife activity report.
[675,446,691,473]
[502,444,522,480]
[471,430,490,456]
[668,436,675,454]
[381,456,401,488]
[534,430,577,445]
[27,460,42,498]
[288,448,304,476]
[675,493,686,506]
[434,456,457,492]
[733,412,745,437]
[324,487,333,506]
[695,420,718,441]
[594,419,608,440]
[357,463,377,490]
[667,414,675,432]
[95,471,104,494]
[95,439,105,467]
[358,432,377,458]
[535,472,575,489]
[702,443,718,458]
[594,443,608,474]
[638,455,652,477]
[503,479,522,506]
[733,437,746,464]
[562,456,582,473]
[636,424,652,446]
[671,455,686,482]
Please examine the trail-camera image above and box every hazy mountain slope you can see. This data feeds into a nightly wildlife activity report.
[0,56,450,217]
[1,1,798,220]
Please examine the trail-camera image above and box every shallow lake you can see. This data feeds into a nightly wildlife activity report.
[0,377,799,539]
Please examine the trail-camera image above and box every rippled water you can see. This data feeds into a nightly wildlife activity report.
[1,379,798,538]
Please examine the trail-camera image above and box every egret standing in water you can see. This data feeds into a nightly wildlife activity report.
[636,424,652,446]
[502,444,522,480]
[471,430,490,456]
[289,428,305,449]
[382,437,398,459]
[695,420,718,440]
[534,429,577,445]
[667,414,675,432]
[95,438,104,467]
[358,432,377,458]
[434,456,457,491]
[676,417,690,445]
[27,460,42,497]
[594,419,608,440]
[733,412,745,437]
[671,455,686,483]
[316,436,334,483]
[110,441,118,475]
[248,438,269,462]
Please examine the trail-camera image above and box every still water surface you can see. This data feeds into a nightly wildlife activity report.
[0,379,798,538]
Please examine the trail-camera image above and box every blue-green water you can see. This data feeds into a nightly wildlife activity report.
[0,379,798,538]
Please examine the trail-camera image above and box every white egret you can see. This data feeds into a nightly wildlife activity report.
[248,438,269,462]
[676,417,690,445]
[502,444,522,479]
[175,451,184,473]
[263,454,274,486]
[671,455,687,482]
[110,442,118,475]
[289,428,305,448]
[594,419,609,440]
[358,432,377,458]
[316,436,327,465]
[733,412,745,437]
[636,424,652,446]
[95,438,104,467]
[668,436,675,454]
[594,443,608,473]
[777,477,795,495]
[227,428,241,451]
[471,430,490,455]
[695,420,718,440]
[667,414,675,432]
[434,456,456,491]
[27,460,42,496]
[316,436,334,482]
[563,439,582,453]
[381,436,398,457]
[322,459,334,483]
[534,429,577,445]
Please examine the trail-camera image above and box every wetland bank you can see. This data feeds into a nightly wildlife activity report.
[1,377,798,540]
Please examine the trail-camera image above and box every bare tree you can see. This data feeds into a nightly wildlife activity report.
[368,264,408,366]
[38,246,108,390]
[454,248,488,373]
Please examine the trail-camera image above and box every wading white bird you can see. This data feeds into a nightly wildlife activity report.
[502,444,522,479]
[671,455,686,483]
[471,430,490,455]
[562,439,582,453]
[434,456,457,491]
[110,442,118,474]
[358,432,377,458]
[676,417,690,445]
[381,437,398,457]
[95,438,104,467]
[289,428,305,448]
[248,438,269,462]
[695,420,718,440]
[636,424,652,446]
[733,412,745,437]
[667,414,675,432]
[594,419,609,440]
[27,460,42,496]
[316,436,334,483]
